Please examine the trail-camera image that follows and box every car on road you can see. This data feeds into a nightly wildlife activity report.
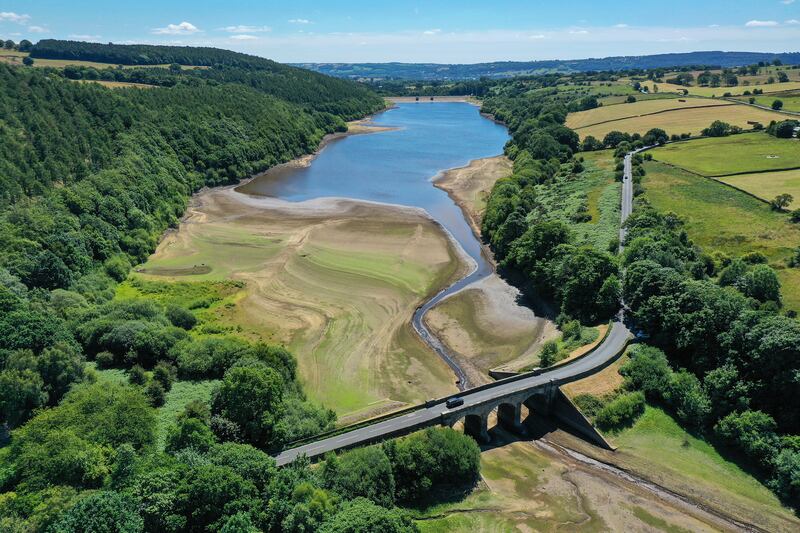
[445,397,464,409]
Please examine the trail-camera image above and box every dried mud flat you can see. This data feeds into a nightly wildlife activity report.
[143,187,467,417]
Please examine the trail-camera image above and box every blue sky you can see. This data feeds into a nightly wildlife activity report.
[2,1,799,62]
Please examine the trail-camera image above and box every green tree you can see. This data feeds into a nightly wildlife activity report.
[145,379,166,407]
[18,39,32,52]
[777,71,790,83]
[49,491,144,533]
[384,427,480,504]
[211,361,285,448]
[0,368,47,428]
[324,446,395,507]
[665,370,711,427]
[165,305,197,330]
[715,410,780,467]
[165,416,216,453]
[22,56,34,66]
[770,193,793,211]
[538,340,559,368]
[321,498,418,533]
[595,391,645,430]
[620,345,672,400]
[772,99,784,111]
[740,264,781,303]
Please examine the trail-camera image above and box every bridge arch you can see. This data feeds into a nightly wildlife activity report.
[463,413,490,443]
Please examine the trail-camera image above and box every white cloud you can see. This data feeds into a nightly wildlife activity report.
[220,25,271,33]
[782,0,795,5]
[27,26,48,34]
[0,12,30,24]
[745,20,779,27]
[68,34,101,41]
[529,34,546,39]
[786,19,800,25]
[569,29,589,35]
[230,34,258,40]
[288,19,311,24]
[423,28,442,35]
[152,21,200,35]
[614,24,629,28]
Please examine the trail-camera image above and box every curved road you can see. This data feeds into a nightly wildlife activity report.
[274,150,637,466]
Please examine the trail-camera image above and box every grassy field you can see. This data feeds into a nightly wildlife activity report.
[576,103,791,140]
[640,79,800,97]
[137,189,463,419]
[567,97,732,130]
[598,92,678,106]
[652,133,800,176]
[744,93,800,112]
[642,160,800,311]
[721,169,800,209]
[0,50,206,71]
[607,406,800,531]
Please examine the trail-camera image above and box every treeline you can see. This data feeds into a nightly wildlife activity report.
[480,88,621,323]
[0,370,477,531]
[620,203,799,506]
[30,40,279,69]
[0,53,403,530]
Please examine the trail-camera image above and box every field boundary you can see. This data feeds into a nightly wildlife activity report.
[574,103,738,130]
[650,159,779,210]
[707,165,800,179]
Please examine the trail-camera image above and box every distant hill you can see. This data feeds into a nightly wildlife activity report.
[30,39,279,69]
[294,51,800,80]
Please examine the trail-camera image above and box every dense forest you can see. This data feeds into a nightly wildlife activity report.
[30,40,281,69]
[480,74,800,508]
[0,43,480,531]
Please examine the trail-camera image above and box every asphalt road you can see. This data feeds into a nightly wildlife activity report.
[619,153,634,249]
[274,150,639,466]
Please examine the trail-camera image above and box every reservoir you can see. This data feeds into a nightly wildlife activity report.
[240,102,510,385]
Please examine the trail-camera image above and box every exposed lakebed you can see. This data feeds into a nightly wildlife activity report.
[240,103,517,386]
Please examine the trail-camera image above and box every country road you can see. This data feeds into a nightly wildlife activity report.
[273,150,639,466]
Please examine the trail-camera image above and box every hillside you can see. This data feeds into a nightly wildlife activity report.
[295,51,800,80]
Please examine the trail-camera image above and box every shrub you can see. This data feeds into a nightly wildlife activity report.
[619,345,672,400]
[322,446,395,507]
[95,351,115,368]
[165,305,197,330]
[152,361,176,392]
[103,255,132,282]
[128,365,147,386]
[715,410,780,468]
[145,380,166,407]
[595,391,645,430]
[539,340,559,367]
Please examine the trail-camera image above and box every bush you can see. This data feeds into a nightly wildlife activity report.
[715,410,780,468]
[103,255,132,282]
[95,351,115,368]
[128,365,147,386]
[539,340,559,367]
[145,380,166,407]
[165,305,197,330]
[384,427,480,504]
[619,345,672,400]
[322,446,395,508]
[595,391,645,430]
[50,491,144,533]
[152,361,176,392]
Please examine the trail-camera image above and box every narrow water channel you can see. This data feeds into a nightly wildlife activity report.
[239,103,510,387]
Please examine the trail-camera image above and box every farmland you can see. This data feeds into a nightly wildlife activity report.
[639,78,800,97]
[575,103,791,139]
[745,93,800,112]
[652,133,800,176]
[721,169,800,209]
[567,96,731,130]
[642,160,800,311]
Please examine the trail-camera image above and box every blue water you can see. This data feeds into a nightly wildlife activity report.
[241,102,509,271]
[240,103,510,387]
